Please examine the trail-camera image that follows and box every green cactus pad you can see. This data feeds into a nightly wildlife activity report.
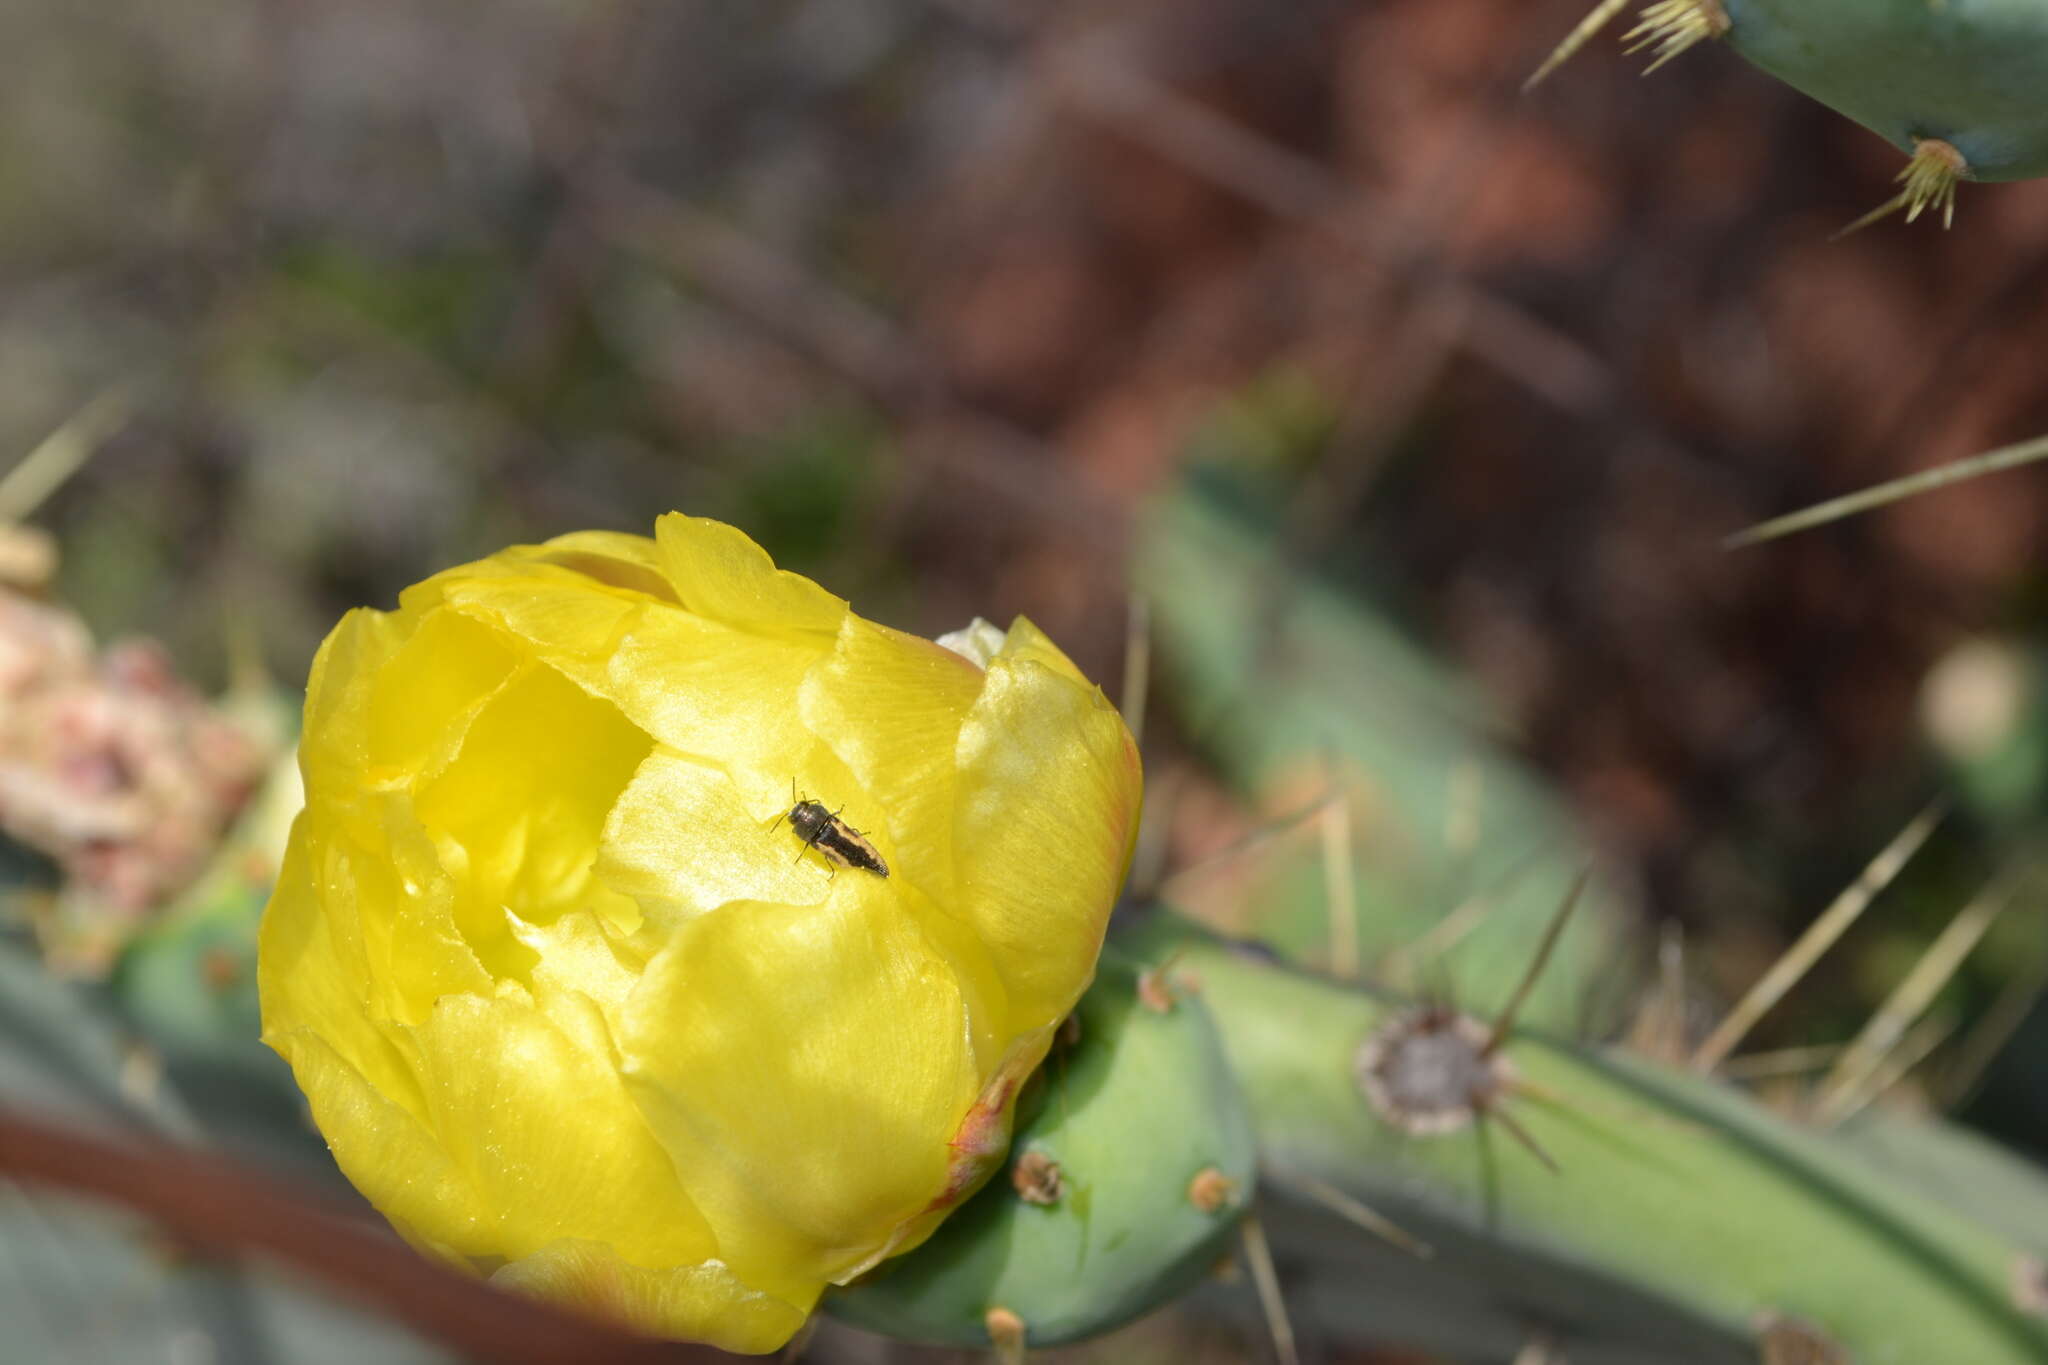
[1137,467,1633,1033]
[1122,913,2048,1364]
[1726,0,2048,180]
[823,953,1258,1349]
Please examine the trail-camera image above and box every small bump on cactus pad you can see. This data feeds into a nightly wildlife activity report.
[1756,1312,1852,1364]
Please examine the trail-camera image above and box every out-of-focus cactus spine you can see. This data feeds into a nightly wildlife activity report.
[1120,912,2048,1364]
[825,951,1258,1351]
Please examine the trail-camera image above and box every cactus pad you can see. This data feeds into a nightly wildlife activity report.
[1726,0,2048,182]
[823,952,1258,1349]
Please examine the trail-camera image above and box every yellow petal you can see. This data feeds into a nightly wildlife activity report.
[618,887,981,1287]
[991,613,1095,689]
[399,986,724,1269]
[434,570,644,664]
[436,576,824,783]
[599,747,835,921]
[260,834,440,1125]
[506,907,654,1020]
[260,805,493,1042]
[364,609,521,790]
[271,1029,488,1249]
[653,513,846,637]
[299,607,407,800]
[798,614,984,904]
[599,746,1010,1106]
[952,655,1142,1029]
[596,611,818,778]
[527,530,679,602]
[491,1240,808,1354]
[409,660,650,941]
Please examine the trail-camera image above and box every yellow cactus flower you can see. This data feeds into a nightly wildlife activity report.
[257,514,1142,1352]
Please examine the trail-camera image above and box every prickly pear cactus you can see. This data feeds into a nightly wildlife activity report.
[1535,0,2048,223]
[824,951,1258,1350]
[1120,912,2048,1364]
[1727,0,2048,182]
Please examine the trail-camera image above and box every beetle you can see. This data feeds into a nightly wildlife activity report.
[771,780,889,878]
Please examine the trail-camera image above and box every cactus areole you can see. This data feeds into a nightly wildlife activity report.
[1726,0,2048,181]
[1354,1007,1515,1137]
